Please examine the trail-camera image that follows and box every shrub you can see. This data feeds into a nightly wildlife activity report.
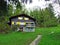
[0,23,12,34]
[11,25,18,31]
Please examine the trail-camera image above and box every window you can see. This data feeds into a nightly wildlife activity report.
[12,21,14,25]
[31,23,34,26]
[24,17,29,20]
[16,22,26,25]
[26,27,33,30]
[31,27,33,29]
[16,22,20,25]
[20,22,26,25]
[18,17,23,20]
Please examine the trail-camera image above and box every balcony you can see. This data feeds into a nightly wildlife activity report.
[26,23,35,27]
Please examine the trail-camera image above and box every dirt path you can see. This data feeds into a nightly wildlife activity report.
[30,35,42,45]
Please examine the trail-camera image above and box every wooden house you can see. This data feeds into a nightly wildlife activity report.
[8,14,36,32]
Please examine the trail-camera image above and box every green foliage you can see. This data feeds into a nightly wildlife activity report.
[0,0,8,16]
[30,4,57,27]
[8,0,22,16]
[16,1,22,9]
[12,25,18,31]
[14,1,22,15]
[0,0,23,33]
[30,9,43,26]
[8,4,13,17]
[43,8,57,27]
[0,23,12,34]
[57,15,60,24]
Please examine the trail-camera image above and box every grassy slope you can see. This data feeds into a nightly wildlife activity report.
[0,25,60,45]
[38,26,60,45]
[0,32,37,45]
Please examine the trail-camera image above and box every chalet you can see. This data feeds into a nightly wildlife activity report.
[8,14,36,32]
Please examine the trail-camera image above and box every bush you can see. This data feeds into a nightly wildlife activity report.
[0,23,12,34]
[11,25,18,31]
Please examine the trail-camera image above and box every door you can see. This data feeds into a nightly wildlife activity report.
[19,27,23,31]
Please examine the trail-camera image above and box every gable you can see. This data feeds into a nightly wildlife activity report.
[11,16,35,23]
[9,14,36,22]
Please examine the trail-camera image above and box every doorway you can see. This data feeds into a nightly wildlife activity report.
[19,27,23,32]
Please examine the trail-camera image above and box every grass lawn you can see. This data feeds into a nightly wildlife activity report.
[38,25,60,45]
[0,32,37,45]
[0,25,60,45]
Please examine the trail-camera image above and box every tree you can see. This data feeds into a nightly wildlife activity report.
[30,4,57,27]
[0,0,7,16]
[58,14,60,24]
[0,0,22,22]
[30,9,44,27]
[43,7,57,27]
[14,1,22,15]
[0,0,8,22]
[8,0,23,17]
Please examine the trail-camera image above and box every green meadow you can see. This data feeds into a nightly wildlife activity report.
[0,25,60,45]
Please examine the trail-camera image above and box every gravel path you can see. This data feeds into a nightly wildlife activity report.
[30,35,42,45]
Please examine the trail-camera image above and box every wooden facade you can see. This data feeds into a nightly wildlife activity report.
[8,14,36,32]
